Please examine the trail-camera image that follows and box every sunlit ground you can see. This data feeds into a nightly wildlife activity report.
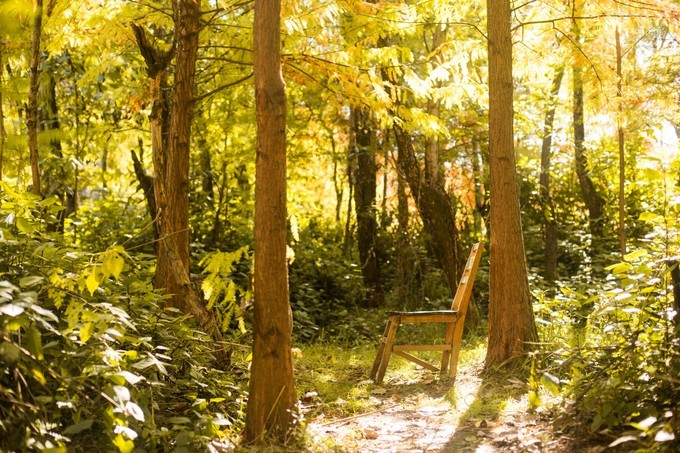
[296,338,564,452]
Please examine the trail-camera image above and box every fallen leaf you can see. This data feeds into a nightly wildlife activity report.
[371,388,387,395]
[364,428,379,439]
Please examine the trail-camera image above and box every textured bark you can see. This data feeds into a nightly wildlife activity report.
[132,5,227,363]
[351,107,384,308]
[539,66,564,282]
[393,127,461,297]
[28,0,43,196]
[131,139,158,240]
[245,0,296,442]
[485,0,538,368]
[572,20,605,244]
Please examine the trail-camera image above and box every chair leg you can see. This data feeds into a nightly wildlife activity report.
[374,316,400,384]
[370,319,392,380]
[447,319,466,378]
[440,321,456,374]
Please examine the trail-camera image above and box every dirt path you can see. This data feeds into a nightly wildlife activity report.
[306,362,594,452]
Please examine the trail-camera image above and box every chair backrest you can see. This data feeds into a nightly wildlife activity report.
[450,242,484,314]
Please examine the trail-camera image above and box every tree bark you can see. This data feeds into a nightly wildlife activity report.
[245,0,296,442]
[572,20,605,246]
[131,138,158,240]
[539,66,564,283]
[132,6,227,364]
[28,0,43,196]
[351,107,384,308]
[393,127,461,297]
[485,0,538,368]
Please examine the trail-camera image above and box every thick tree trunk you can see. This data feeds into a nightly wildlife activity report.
[351,107,384,308]
[539,66,564,283]
[28,0,43,196]
[132,7,227,363]
[572,21,605,246]
[485,0,538,368]
[393,127,461,297]
[245,0,296,442]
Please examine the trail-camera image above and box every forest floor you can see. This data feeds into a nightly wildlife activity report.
[297,342,610,453]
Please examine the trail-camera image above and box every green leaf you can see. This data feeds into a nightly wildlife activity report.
[167,417,191,425]
[528,390,542,409]
[540,372,560,395]
[19,276,44,288]
[27,327,44,360]
[642,168,664,180]
[63,419,94,435]
[15,217,34,233]
[605,262,631,275]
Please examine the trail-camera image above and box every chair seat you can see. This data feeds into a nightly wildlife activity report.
[387,310,458,316]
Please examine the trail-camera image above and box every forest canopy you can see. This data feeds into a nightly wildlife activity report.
[1,0,679,450]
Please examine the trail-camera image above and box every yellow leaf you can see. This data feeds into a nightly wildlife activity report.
[80,322,94,343]
[86,267,99,295]
[31,369,47,385]
[103,251,125,280]
[113,434,134,453]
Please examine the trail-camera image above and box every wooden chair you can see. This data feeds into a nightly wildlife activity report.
[370,243,484,384]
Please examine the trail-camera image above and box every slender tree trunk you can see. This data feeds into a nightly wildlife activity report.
[28,0,43,196]
[0,45,5,181]
[616,26,626,258]
[540,66,564,282]
[471,139,487,234]
[351,107,384,307]
[396,139,412,304]
[245,0,296,442]
[572,20,605,247]
[131,138,158,240]
[343,170,353,257]
[485,0,538,368]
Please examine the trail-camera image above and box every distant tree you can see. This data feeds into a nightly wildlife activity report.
[351,106,384,307]
[485,0,538,367]
[244,0,296,442]
[27,0,43,196]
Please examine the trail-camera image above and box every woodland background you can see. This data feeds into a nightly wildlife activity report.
[0,0,679,451]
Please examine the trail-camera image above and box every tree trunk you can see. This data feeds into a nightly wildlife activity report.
[572,20,605,246]
[539,66,564,283]
[0,45,5,182]
[616,26,626,258]
[132,6,227,363]
[351,107,384,308]
[393,127,461,297]
[28,0,43,196]
[131,138,158,240]
[245,0,296,442]
[396,137,413,304]
[485,0,538,368]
